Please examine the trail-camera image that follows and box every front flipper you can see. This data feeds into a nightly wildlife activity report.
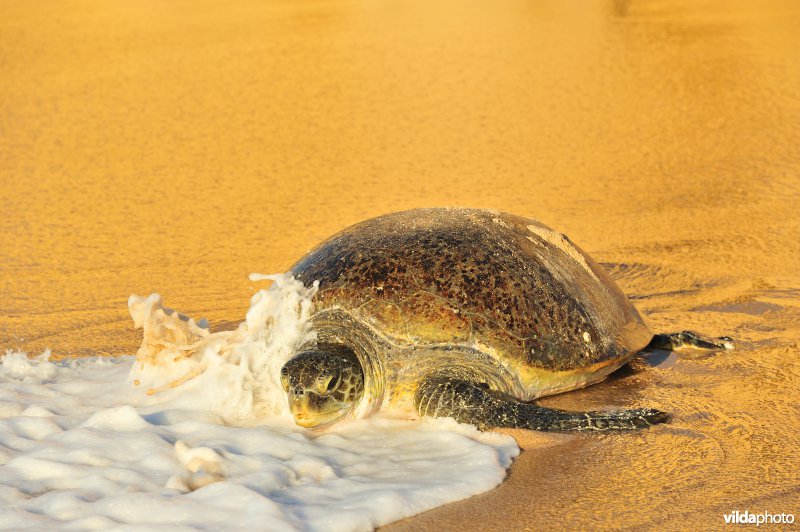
[414,376,670,432]
[647,331,735,351]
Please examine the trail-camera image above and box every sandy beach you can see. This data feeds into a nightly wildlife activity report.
[2,0,799,528]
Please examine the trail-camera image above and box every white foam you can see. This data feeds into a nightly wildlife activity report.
[126,273,319,424]
[0,274,519,530]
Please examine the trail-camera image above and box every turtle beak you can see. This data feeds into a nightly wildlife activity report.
[289,393,309,417]
[289,394,322,428]
[294,416,320,428]
[287,390,349,429]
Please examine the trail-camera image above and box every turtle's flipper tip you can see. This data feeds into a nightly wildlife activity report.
[640,408,671,427]
[718,336,736,350]
[647,331,735,352]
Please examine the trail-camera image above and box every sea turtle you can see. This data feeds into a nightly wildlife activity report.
[280,208,733,431]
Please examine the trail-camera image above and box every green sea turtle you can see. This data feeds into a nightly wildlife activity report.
[280,208,733,431]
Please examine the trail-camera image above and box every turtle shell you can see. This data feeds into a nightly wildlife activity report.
[291,208,652,397]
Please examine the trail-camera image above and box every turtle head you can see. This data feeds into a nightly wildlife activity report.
[280,344,364,429]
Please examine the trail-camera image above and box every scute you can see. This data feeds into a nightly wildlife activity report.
[291,208,652,382]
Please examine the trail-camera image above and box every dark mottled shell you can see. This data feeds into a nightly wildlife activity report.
[291,208,652,378]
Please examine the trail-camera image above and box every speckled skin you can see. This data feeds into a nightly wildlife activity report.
[292,208,653,403]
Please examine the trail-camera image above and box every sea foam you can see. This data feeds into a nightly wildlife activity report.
[0,275,518,530]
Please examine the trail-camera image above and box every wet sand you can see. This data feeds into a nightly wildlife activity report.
[2,0,799,528]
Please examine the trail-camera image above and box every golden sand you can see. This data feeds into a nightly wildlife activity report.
[2,0,798,528]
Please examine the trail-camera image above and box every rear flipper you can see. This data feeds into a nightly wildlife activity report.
[647,331,735,351]
[414,376,670,432]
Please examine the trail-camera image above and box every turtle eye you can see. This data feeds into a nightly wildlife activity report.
[317,375,339,395]
[316,376,332,395]
[326,376,339,392]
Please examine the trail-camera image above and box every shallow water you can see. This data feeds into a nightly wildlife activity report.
[2,0,799,528]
